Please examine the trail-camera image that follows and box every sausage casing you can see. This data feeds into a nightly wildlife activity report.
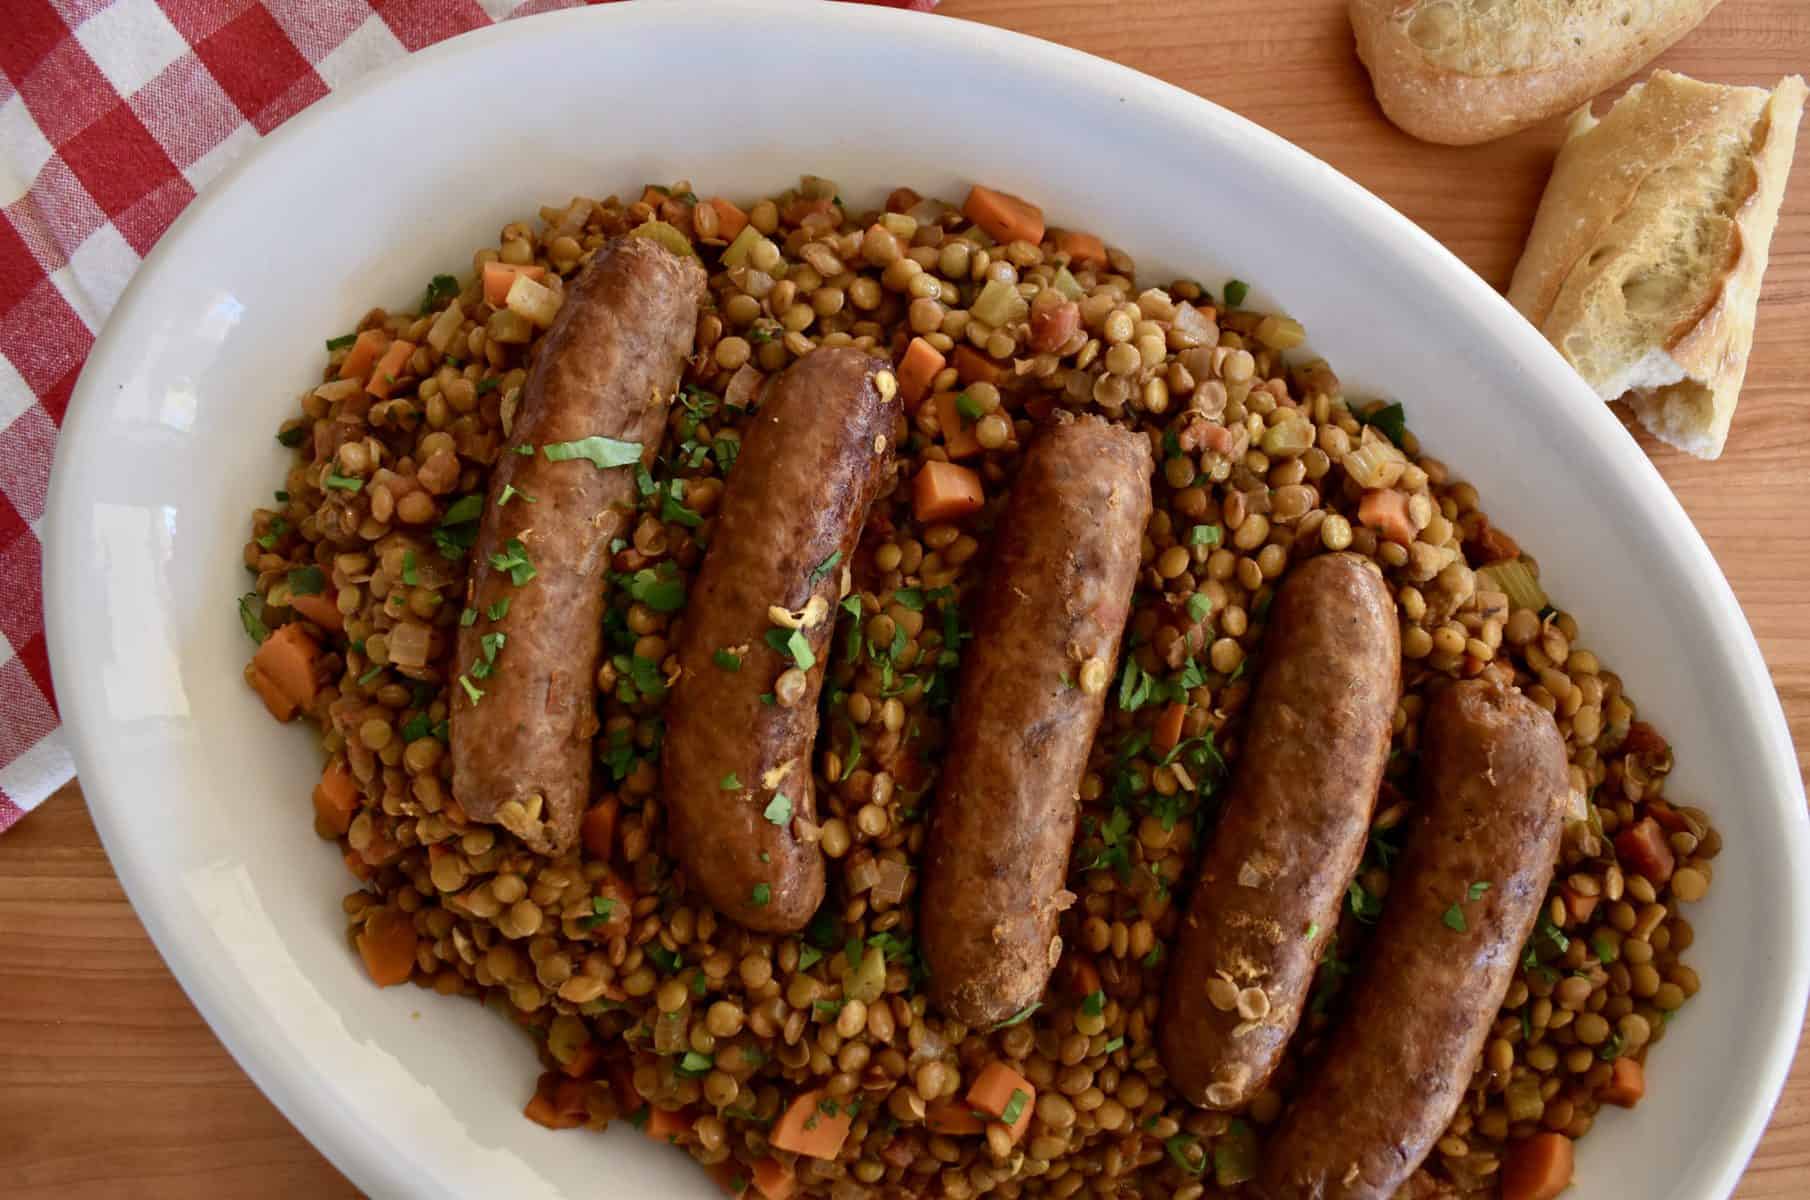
[662,348,900,933]
[451,236,704,856]
[1159,551,1399,1107]
[1257,678,1569,1200]
[921,416,1154,1027]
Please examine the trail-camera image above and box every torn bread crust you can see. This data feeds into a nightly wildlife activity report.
[1507,71,1806,460]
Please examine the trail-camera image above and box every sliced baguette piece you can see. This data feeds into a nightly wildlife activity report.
[1349,0,1722,145]
[1508,71,1805,460]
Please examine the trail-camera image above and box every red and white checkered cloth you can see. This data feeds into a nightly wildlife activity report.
[0,0,937,836]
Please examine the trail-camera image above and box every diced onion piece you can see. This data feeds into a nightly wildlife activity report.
[721,225,761,269]
[847,856,881,894]
[972,278,1027,327]
[873,858,910,906]
[1256,314,1307,350]
[426,298,464,352]
[1476,559,1549,614]
[486,308,534,345]
[313,378,364,403]
[652,1010,687,1053]
[629,218,695,260]
[388,622,431,669]
[1169,302,1217,348]
[1341,431,1407,489]
[1259,412,1314,458]
[724,364,765,410]
[845,945,887,1005]
[505,273,562,329]
[1051,266,1086,301]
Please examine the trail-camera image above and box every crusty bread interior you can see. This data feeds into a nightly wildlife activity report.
[1507,71,1806,459]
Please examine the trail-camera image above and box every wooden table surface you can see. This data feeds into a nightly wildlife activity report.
[4,1,1807,1195]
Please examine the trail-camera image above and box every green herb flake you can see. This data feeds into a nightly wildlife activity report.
[675,1050,713,1078]
[542,436,644,471]
[893,588,925,612]
[1347,880,1382,922]
[498,483,536,507]
[1081,990,1106,1018]
[954,391,985,422]
[713,648,742,672]
[764,793,793,826]
[808,550,842,586]
[323,471,364,492]
[1186,524,1221,547]
[489,538,536,586]
[721,772,742,791]
[991,1003,1040,1031]
[475,376,500,396]
[458,675,484,704]
[1443,903,1468,933]
[1101,1036,1125,1054]
[324,333,357,352]
[480,631,506,663]
[286,565,326,596]
[237,595,269,644]
[420,274,459,312]
[401,551,420,586]
[798,945,823,971]
[486,597,511,621]
[750,883,772,907]
[1165,1135,1206,1176]
[357,664,383,686]
[1186,592,1213,623]
[1305,921,1320,941]
[275,425,307,448]
[1223,279,1250,308]
[999,1088,1030,1126]
[1468,880,1492,901]
[1355,401,1409,448]
[1592,931,1620,965]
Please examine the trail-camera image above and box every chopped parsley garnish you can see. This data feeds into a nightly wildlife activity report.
[1597,1032,1626,1062]
[841,722,863,781]
[1186,524,1220,547]
[432,494,484,559]
[991,1003,1039,1031]
[623,564,686,613]
[420,273,458,312]
[1347,879,1382,922]
[1442,903,1468,933]
[750,883,772,907]
[999,1088,1029,1126]
[256,517,288,550]
[1117,655,1156,713]
[475,376,500,395]
[543,436,643,471]
[713,648,742,671]
[275,425,307,448]
[797,945,823,971]
[765,626,817,672]
[497,483,536,506]
[647,944,681,973]
[480,631,506,664]
[764,793,793,825]
[1186,592,1213,623]
[486,597,511,621]
[893,588,925,612]
[1141,944,1163,968]
[357,664,383,686]
[439,494,483,526]
[721,772,742,790]
[400,713,436,742]
[458,675,484,704]
[954,391,985,422]
[658,479,703,528]
[1592,931,1619,965]
[401,551,419,586]
[675,1051,714,1078]
[1101,1036,1125,1054]
[324,333,357,352]
[1468,880,1492,901]
[712,436,741,473]
[511,443,533,456]
[1165,1134,1206,1176]
[237,595,269,644]
[1223,278,1250,308]
[809,550,842,585]
[1354,401,1409,448]
[1305,921,1320,941]
[323,471,363,491]
[489,538,536,586]
[286,565,326,596]
[1081,990,1106,1018]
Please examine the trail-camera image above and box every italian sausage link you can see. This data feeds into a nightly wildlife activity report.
[1159,552,1399,1108]
[662,348,901,933]
[922,416,1153,1027]
[451,236,704,857]
[1258,678,1569,1200]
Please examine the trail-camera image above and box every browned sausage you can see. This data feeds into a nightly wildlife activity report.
[1159,552,1399,1109]
[662,348,901,933]
[1257,678,1569,1200]
[451,236,705,856]
[921,416,1153,1027]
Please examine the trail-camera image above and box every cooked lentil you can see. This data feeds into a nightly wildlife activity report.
[241,177,1715,1198]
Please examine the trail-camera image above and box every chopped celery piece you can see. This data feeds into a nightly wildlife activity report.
[1478,558,1549,613]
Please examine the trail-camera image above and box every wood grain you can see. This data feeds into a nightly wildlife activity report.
[3,1,1806,1194]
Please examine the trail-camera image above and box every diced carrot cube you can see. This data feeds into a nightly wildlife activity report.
[926,1100,986,1135]
[770,1088,853,1160]
[951,344,1005,386]
[1358,488,1415,547]
[289,590,343,633]
[482,261,547,307]
[365,339,417,400]
[1153,702,1186,754]
[1053,229,1107,268]
[1500,1132,1574,1200]
[963,185,1045,246]
[1600,1056,1645,1107]
[912,461,985,523]
[1615,817,1676,885]
[705,198,749,242]
[336,329,388,381]
[312,759,359,837]
[644,1105,692,1144]
[750,1156,796,1200]
[966,1062,1034,1143]
[249,622,320,721]
[896,336,946,406]
[581,798,619,862]
[934,391,982,460]
[355,907,418,988]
